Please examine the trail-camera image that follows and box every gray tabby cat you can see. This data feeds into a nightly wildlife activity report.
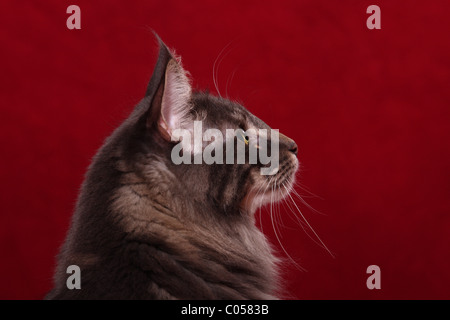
[47,35,299,299]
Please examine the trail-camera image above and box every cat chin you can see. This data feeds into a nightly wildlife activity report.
[240,180,294,215]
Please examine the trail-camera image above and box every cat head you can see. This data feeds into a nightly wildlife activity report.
[126,34,299,216]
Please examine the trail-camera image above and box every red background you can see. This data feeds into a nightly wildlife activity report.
[1,0,449,299]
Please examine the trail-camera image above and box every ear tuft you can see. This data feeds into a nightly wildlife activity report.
[145,33,193,141]
[145,33,173,98]
[159,59,192,138]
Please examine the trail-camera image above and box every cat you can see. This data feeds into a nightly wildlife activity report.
[46,34,299,299]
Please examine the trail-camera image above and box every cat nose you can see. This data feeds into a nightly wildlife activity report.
[288,141,298,156]
[279,133,298,156]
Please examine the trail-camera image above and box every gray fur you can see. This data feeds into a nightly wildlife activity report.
[46,35,298,299]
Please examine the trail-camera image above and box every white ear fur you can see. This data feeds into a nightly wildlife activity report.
[159,59,192,138]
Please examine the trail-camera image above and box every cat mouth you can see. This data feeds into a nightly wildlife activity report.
[268,157,299,186]
[241,159,298,214]
[261,158,299,196]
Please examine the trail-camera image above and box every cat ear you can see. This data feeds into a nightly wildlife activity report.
[146,34,192,141]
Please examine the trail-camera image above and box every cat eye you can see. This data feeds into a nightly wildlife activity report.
[236,128,249,145]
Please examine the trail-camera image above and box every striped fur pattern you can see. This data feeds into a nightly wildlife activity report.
[47,36,299,299]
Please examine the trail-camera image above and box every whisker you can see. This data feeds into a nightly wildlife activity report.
[281,185,328,249]
[280,192,309,230]
[212,41,234,97]
[255,182,269,232]
[255,174,277,232]
[290,187,325,216]
[271,180,283,238]
[275,192,287,232]
[283,185,335,258]
[225,68,238,99]
[292,175,324,200]
[270,181,306,272]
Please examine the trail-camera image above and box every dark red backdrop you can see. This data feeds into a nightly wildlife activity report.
[1,0,449,299]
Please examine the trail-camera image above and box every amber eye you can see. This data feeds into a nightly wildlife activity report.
[236,128,249,145]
